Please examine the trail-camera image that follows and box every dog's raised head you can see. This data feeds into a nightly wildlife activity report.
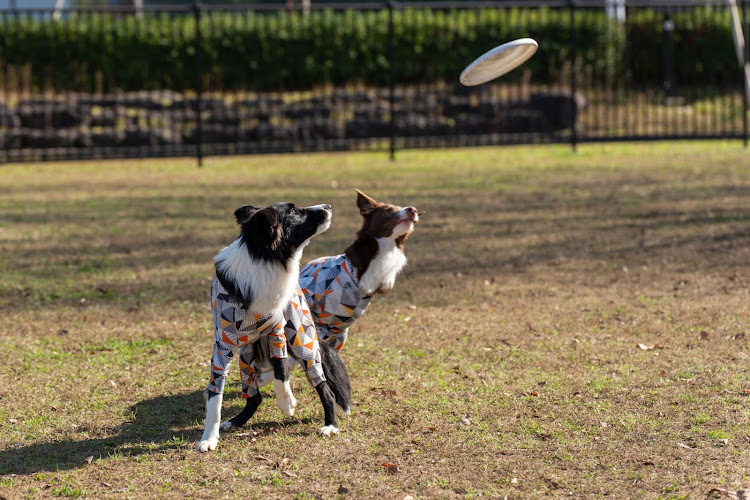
[354,190,421,249]
[233,202,332,260]
[345,190,422,294]
[216,202,332,311]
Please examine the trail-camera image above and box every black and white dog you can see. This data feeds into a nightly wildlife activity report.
[197,202,351,453]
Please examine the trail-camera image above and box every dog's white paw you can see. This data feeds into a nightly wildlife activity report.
[335,404,351,418]
[220,420,236,432]
[196,437,218,452]
[318,425,339,437]
[274,379,297,417]
[277,392,298,417]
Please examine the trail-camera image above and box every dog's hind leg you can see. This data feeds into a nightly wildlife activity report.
[297,346,341,436]
[319,340,351,416]
[228,358,299,429]
[314,381,339,436]
[222,392,262,431]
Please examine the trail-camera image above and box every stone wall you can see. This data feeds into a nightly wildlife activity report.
[0,86,583,151]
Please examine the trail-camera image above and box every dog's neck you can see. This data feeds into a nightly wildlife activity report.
[215,238,300,313]
[345,232,407,295]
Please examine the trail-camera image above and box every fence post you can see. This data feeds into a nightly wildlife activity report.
[662,14,675,99]
[744,0,748,147]
[194,2,204,167]
[569,0,578,151]
[388,1,396,161]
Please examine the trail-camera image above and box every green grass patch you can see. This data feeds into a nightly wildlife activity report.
[1,142,750,497]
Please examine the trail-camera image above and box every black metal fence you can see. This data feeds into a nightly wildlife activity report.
[0,0,747,164]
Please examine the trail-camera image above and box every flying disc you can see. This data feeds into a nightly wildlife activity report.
[459,38,539,86]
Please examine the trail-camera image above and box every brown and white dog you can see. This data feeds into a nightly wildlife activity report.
[298,189,422,351]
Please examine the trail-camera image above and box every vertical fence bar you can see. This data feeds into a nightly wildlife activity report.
[388,0,395,161]
[569,0,577,150]
[194,2,204,167]
[744,0,748,147]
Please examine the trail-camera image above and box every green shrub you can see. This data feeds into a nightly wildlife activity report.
[625,7,738,87]
[0,6,736,93]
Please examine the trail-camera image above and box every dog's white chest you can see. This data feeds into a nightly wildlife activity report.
[358,238,407,295]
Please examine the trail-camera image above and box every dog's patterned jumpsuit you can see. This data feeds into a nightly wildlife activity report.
[299,254,373,351]
[207,277,325,398]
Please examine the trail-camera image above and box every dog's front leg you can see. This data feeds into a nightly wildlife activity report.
[197,391,222,452]
[271,357,297,417]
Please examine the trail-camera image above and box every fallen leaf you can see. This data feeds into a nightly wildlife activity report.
[282,470,297,478]
[337,485,350,494]
[716,438,729,446]
[109,380,117,388]
[102,482,111,488]
[637,343,654,350]
[8,418,17,424]
[382,462,399,475]
[511,477,518,485]
[547,479,561,489]
[403,316,411,322]
[461,416,471,426]
[426,427,436,432]
[659,370,667,377]
[707,488,749,499]
[700,330,710,340]
[676,442,692,450]
[254,455,270,461]
[273,457,291,470]
[85,456,93,464]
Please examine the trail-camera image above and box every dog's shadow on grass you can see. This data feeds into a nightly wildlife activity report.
[0,390,311,475]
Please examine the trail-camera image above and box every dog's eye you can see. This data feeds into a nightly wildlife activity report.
[290,207,300,215]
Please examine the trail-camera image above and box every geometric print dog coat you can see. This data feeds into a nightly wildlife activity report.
[207,277,325,399]
[299,254,373,351]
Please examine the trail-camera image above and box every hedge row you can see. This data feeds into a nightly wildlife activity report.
[0,7,740,93]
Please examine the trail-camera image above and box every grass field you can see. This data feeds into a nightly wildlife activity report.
[1,142,750,499]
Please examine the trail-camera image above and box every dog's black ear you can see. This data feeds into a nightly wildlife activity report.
[234,204,259,225]
[355,189,378,216]
[255,207,283,251]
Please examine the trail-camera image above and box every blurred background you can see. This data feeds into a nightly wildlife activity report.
[0,0,747,162]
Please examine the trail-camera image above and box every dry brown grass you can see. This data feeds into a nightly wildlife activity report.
[1,142,750,499]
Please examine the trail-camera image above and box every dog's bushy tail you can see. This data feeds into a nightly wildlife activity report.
[319,340,351,415]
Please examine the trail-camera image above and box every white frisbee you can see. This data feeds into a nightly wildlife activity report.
[459,38,539,86]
